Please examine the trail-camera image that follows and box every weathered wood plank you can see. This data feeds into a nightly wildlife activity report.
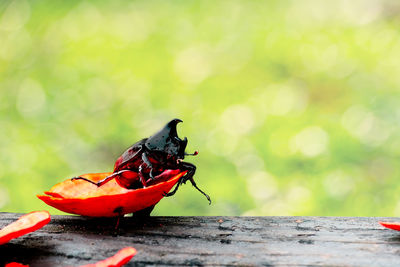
[1,213,400,266]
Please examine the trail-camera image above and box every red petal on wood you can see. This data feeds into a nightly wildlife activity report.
[379,221,400,231]
[37,170,185,217]
[80,247,137,267]
[5,263,29,267]
[0,211,51,245]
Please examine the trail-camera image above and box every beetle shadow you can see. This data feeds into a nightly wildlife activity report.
[386,235,400,243]
[375,231,400,247]
[49,214,163,237]
[0,240,54,266]
[52,216,120,235]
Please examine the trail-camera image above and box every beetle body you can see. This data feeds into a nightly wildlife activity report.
[72,119,210,204]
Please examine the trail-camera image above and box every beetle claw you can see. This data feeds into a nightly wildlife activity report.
[149,170,155,180]
[70,176,99,186]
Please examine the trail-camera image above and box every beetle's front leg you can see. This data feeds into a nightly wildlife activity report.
[165,162,211,204]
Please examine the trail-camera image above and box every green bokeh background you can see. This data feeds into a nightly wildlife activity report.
[1,0,400,216]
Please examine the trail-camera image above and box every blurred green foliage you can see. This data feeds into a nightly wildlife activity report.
[1,0,400,216]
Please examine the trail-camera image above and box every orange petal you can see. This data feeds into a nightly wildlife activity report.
[0,211,51,245]
[38,170,185,217]
[379,221,400,231]
[80,247,136,267]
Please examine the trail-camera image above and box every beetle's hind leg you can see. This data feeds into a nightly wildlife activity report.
[71,170,130,187]
[71,176,99,186]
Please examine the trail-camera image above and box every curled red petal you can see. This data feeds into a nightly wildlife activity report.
[0,211,51,245]
[37,170,185,217]
[379,221,400,231]
[80,247,137,267]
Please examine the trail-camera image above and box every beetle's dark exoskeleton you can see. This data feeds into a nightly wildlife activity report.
[72,119,211,204]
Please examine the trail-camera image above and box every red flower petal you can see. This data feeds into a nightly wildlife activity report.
[379,221,400,231]
[0,211,51,245]
[5,263,29,267]
[80,247,136,267]
[37,170,184,217]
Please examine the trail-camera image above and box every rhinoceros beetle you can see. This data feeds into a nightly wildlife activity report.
[72,119,211,204]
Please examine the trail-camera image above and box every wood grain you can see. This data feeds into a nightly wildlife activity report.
[1,213,400,266]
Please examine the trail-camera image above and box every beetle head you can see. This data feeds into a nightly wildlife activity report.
[145,119,188,159]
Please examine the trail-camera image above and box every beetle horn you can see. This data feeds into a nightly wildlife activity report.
[145,119,184,151]
[166,118,183,138]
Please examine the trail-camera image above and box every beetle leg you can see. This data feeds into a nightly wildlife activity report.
[166,162,211,204]
[188,175,211,205]
[141,152,154,179]
[163,179,183,197]
[71,170,131,187]
[138,163,148,187]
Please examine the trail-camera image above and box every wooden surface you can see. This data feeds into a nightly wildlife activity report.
[1,213,400,266]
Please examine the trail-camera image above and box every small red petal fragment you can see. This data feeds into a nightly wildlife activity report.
[80,247,137,267]
[379,221,400,231]
[5,263,29,267]
[0,211,51,245]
